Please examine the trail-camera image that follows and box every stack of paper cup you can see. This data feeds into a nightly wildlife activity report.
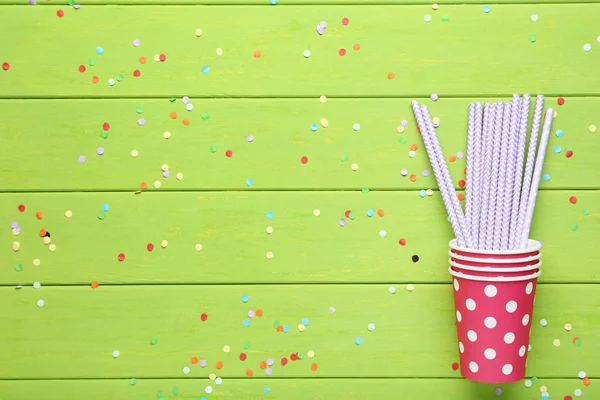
[448,239,542,383]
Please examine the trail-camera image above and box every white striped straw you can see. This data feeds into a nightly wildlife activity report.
[499,95,521,250]
[410,101,470,247]
[465,104,476,240]
[489,102,508,250]
[520,108,554,248]
[516,95,544,248]
[420,105,473,248]
[490,103,512,250]
[470,103,484,249]
[508,94,531,249]
[477,103,495,249]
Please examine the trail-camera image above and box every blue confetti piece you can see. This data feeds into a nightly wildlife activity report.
[202,66,210,74]
[102,204,109,211]
[246,178,254,186]
[301,318,309,325]
[283,324,290,333]
[243,319,251,327]
[310,123,318,132]
[555,129,564,137]
[366,209,374,217]
[542,173,550,181]
[483,5,491,12]
[264,387,271,393]
[554,145,562,153]
[355,337,363,345]
[242,294,249,303]
[270,0,277,4]
[419,189,427,197]
[96,47,104,55]
[266,211,274,219]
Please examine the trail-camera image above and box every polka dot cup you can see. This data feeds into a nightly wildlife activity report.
[450,259,541,277]
[450,267,540,383]
[449,250,541,269]
[450,239,542,260]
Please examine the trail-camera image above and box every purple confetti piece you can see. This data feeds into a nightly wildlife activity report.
[316,26,325,35]
[339,219,346,227]
[430,93,438,101]
[517,95,544,248]
[319,21,327,28]
[422,170,430,177]
[73,3,80,9]
[267,358,274,366]
[400,168,408,176]
[162,170,170,178]
[265,368,273,375]
[14,226,21,234]
[29,0,36,4]
[133,39,141,47]
[401,120,408,127]
[478,103,494,248]
[492,102,512,250]
[521,108,554,248]
[248,310,255,318]
[78,155,86,163]
[138,118,145,126]
[97,147,104,155]
[499,95,521,250]
[247,134,254,142]
[10,221,18,229]
[199,359,207,367]
[182,96,190,104]
[329,306,336,313]
[509,94,530,249]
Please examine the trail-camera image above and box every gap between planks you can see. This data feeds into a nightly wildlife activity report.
[1,283,596,287]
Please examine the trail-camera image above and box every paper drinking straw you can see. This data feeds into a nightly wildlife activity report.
[477,103,495,249]
[499,95,521,250]
[410,101,470,247]
[471,103,484,249]
[465,104,476,241]
[508,94,531,249]
[420,105,473,248]
[491,102,511,250]
[516,95,544,248]
[520,108,554,248]
[485,102,505,250]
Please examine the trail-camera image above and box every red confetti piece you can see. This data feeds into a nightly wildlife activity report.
[57,9,64,17]
[159,54,166,61]
[342,17,349,25]
[339,48,347,56]
[147,243,154,251]
[451,362,459,371]
[200,313,208,321]
[564,396,573,400]
[301,156,308,164]
[557,97,565,105]
[240,353,247,361]
[569,196,577,204]
[458,180,466,188]
[78,65,86,73]
[398,238,407,246]
[18,205,25,212]
[117,253,126,261]
[344,210,351,218]
[281,357,288,366]
[133,69,141,77]
[225,149,233,158]
[2,62,10,71]
[566,150,573,158]
[290,353,298,361]
[102,122,110,131]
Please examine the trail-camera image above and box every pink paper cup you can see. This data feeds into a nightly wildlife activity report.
[449,267,540,384]
[450,259,541,276]
[449,239,542,260]
[450,265,540,278]
[449,250,541,269]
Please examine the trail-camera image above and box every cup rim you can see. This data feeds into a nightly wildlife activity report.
[448,266,541,282]
[449,259,542,273]
[448,250,541,264]
[449,239,543,255]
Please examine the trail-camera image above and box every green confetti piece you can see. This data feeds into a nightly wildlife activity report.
[169,98,176,102]
[273,320,280,328]
[243,341,251,349]
[202,112,210,121]
[529,34,536,42]
[209,145,217,153]
[572,223,579,231]
[98,212,106,220]
[341,154,349,162]
[150,337,158,345]
[297,352,305,359]
[172,387,180,395]
[349,211,357,220]
[68,0,75,6]
[101,131,109,139]
[399,136,407,144]
[157,390,165,399]
[582,208,590,215]
[15,264,23,272]
[531,377,538,384]
[441,15,449,22]
[362,187,369,194]
[129,378,137,386]
[136,106,144,114]
[575,339,583,347]
[89,58,96,66]
[116,74,124,82]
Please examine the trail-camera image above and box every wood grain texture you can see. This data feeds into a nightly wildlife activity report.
[0,379,595,400]
[1,5,600,97]
[1,98,597,191]
[1,285,598,379]
[2,191,598,285]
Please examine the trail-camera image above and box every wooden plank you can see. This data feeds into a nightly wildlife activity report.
[0,284,598,379]
[1,5,599,97]
[1,98,596,191]
[0,378,595,400]
[1,191,597,285]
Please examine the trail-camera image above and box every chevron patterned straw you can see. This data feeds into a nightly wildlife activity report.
[477,103,495,248]
[508,94,531,249]
[470,102,484,249]
[465,104,476,241]
[499,95,521,250]
[520,108,555,248]
[516,95,544,249]
[486,102,505,250]
[411,101,471,247]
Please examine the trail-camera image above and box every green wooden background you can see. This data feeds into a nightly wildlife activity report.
[1,1,599,399]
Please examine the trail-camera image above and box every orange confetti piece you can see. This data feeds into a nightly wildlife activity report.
[256,309,263,317]
[377,209,385,217]
[583,377,591,386]
[276,326,283,332]
[458,193,465,201]
[92,76,99,83]
[353,43,360,51]
[139,56,147,64]
[39,229,47,237]
[91,281,99,289]
[191,357,198,364]
[170,111,177,119]
[410,143,418,151]
[387,72,395,80]
[216,361,223,369]
[35,212,43,220]
[140,182,148,190]
[409,174,417,182]
[259,361,267,369]
[254,50,261,58]
[311,363,318,371]
[182,118,190,126]
[572,336,580,343]
[449,155,457,162]
[246,369,254,376]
